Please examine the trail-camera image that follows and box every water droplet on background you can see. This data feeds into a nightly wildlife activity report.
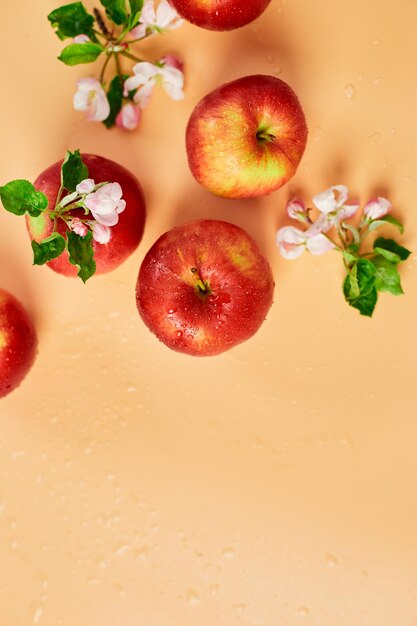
[344,84,356,99]
[185,588,200,606]
[326,553,339,567]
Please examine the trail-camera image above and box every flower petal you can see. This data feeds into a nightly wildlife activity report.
[116,199,126,214]
[133,80,155,108]
[92,222,112,244]
[141,0,157,24]
[160,67,184,101]
[306,213,332,235]
[276,226,306,259]
[338,201,360,220]
[59,190,78,208]
[76,178,95,194]
[364,196,391,220]
[306,233,335,255]
[313,185,349,214]
[132,61,159,81]
[73,34,90,43]
[129,23,147,39]
[88,88,110,122]
[156,0,180,28]
[91,209,119,227]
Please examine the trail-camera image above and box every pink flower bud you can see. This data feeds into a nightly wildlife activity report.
[286,198,308,223]
[161,54,184,73]
[69,218,88,237]
[364,197,391,220]
[116,103,141,131]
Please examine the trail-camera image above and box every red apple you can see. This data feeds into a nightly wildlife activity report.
[169,0,272,30]
[136,219,274,356]
[186,75,308,199]
[0,289,37,398]
[26,155,146,277]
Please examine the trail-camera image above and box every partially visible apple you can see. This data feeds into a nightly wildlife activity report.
[26,155,146,277]
[0,289,37,398]
[169,0,272,30]
[136,219,274,356]
[186,75,308,199]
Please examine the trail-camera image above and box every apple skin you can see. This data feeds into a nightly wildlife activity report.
[169,0,272,30]
[186,75,308,199]
[136,219,274,356]
[26,155,146,277]
[0,289,37,398]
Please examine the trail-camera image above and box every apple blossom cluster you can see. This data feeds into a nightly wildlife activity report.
[276,185,411,317]
[0,151,124,282]
[49,0,184,131]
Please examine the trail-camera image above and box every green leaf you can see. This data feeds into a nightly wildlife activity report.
[127,0,143,28]
[103,75,124,128]
[100,0,128,25]
[48,2,95,40]
[372,255,404,295]
[61,150,89,192]
[31,233,66,265]
[67,230,96,282]
[0,180,48,217]
[58,42,103,66]
[373,237,411,261]
[349,287,378,317]
[368,214,404,234]
[129,0,143,14]
[343,258,377,316]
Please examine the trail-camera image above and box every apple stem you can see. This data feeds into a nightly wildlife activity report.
[256,130,276,143]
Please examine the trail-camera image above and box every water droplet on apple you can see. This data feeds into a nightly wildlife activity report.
[167,308,175,315]
[344,84,356,98]
[176,331,183,338]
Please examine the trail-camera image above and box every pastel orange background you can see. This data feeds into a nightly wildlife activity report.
[1,1,417,624]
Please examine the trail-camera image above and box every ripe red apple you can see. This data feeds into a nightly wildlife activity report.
[169,0,272,30]
[136,219,274,356]
[27,155,146,277]
[0,289,37,398]
[186,75,308,199]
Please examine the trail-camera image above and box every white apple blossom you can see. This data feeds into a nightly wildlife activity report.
[276,226,335,260]
[116,102,141,130]
[84,182,126,227]
[363,196,391,221]
[73,78,110,122]
[91,221,112,244]
[68,218,88,237]
[129,0,183,39]
[73,34,91,43]
[311,185,360,233]
[76,178,95,194]
[124,61,184,109]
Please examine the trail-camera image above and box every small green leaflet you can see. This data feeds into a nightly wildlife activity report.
[58,43,103,66]
[372,256,404,296]
[31,233,66,265]
[67,230,96,282]
[61,150,89,192]
[100,0,128,25]
[343,258,378,317]
[368,214,404,234]
[127,0,144,29]
[0,180,48,217]
[104,75,125,128]
[48,2,95,40]
[373,237,411,262]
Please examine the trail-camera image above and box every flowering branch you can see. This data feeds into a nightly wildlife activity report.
[276,185,411,317]
[48,1,185,131]
[0,151,126,282]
